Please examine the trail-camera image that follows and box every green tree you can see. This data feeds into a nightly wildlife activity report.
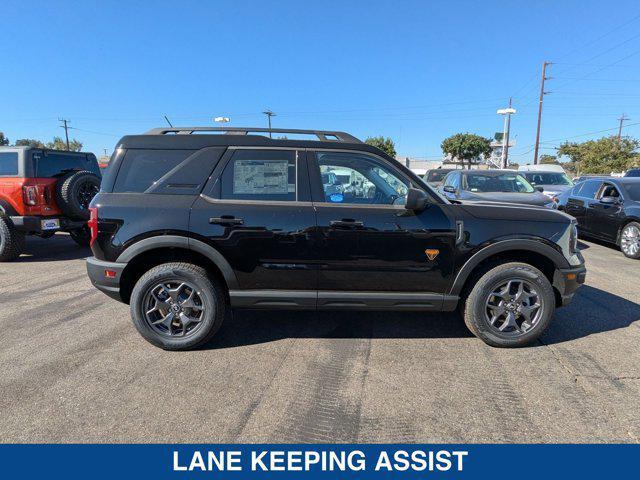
[0,132,9,146]
[15,138,46,148]
[557,136,639,174]
[539,154,559,165]
[46,136,83,152]
[365,136,396,157]
[441,133,492,169]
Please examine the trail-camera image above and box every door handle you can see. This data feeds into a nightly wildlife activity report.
[210,216,244,226]
[330,218,364,228]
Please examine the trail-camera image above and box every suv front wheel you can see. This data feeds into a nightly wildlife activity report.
[130,262,226,350]
[462,262,555,347]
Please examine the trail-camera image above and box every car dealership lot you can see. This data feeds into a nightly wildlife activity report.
[0,234,638,443]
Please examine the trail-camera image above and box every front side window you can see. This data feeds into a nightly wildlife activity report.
[0,152,18,176]
[315,152,409,205]
[599,183,621,199]
[464,173,534,193]
[221,149,296,201]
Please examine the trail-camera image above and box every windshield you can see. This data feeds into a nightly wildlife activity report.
[426,170,448,182]
[465,173,535,193]
[625,184,640,201]
[523,172,573,186]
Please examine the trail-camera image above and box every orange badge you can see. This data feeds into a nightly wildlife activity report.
[425,249,439,261]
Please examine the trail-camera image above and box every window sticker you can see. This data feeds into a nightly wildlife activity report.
[329,193,344,203]
[233,160,290,195]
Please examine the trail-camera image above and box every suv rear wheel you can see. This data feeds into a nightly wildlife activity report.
[0,214,25,262]
[620,221,640,259]
[130,262,226,350]
[462,262,555,347]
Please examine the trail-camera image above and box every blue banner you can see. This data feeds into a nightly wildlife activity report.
[0,444,636,479]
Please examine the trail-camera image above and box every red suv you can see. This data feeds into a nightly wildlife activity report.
[0,146,101,261]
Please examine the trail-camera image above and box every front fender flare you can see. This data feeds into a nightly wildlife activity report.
[448,239,569,296]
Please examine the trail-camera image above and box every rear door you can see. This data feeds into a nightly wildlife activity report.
[308,149,456,303]
[565,179,602,233]
[190,147,317,297]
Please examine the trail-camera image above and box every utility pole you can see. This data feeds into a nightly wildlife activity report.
[533,61,552,165]
[617,114,629,140]
[58,118,70,150]
[262,110,275,138]
[497,98,516,169]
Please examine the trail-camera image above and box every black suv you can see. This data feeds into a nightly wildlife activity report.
[86,127,586,350]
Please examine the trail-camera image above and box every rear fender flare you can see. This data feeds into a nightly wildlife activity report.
[116,235,239,289]
[449,239,569,296]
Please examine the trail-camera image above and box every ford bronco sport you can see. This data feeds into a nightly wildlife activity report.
[0,146,101,260]
[86,127,586,350]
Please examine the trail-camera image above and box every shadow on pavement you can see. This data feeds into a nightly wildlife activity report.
[17,233,90,262]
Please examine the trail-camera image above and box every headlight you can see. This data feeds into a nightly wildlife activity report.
[570,222,578,253]
[544,201,558,209]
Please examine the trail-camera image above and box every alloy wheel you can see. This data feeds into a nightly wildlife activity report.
[621,225,640,257]
[77,181,100,210]
[143,281,205,337]
[484,279,543,336]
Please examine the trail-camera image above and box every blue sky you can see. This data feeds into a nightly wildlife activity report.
[2,0,640,162]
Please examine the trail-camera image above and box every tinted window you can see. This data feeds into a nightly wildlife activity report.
[34,151,97,177]
[221,149,296,201]
[625,169,640,177]
[113,149,194,193]
[0,152,18,176]
[464,173,534,193]
[577,180,601,199]
[315,151,409,205]
[624,183,640,200]
[523,172,573,186]
[426,170,449,183]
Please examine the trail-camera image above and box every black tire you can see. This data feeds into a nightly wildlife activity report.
[462,262,555,348]
[130,262,226,350]
[0,213,25,262]
[55,170,101,220]
[619,221,640,259]
[69,226,91,246]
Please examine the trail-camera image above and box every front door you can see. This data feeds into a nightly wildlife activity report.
[308,149,456,302]
[190,148,317,296]
[565,179,602,234]
[587,182,625,241]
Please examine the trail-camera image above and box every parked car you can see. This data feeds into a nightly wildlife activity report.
[624,168,640,177]
[563,177,640,259]
[573,174,610,183]
[86,126,585,350]
[439,169,556,208]
[520,170,574,198]
[424,168,456,187]
[518,164,566,173]
[0,146,101,261]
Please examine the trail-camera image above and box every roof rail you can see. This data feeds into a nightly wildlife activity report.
[143,127,362,143]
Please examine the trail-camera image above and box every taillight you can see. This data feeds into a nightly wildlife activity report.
[88,207,98,247]
[23,186,38,206]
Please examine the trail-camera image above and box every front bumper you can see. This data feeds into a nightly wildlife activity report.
[10,215,86,233]
[553,264,587,306]
[86,256,127,302]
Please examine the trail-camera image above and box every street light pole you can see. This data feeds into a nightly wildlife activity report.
[497,99,516,169]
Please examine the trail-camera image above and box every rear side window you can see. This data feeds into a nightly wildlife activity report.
[113,149,194,193]
[220,149,296,201]
[34,151,97,177]
[0,152,18,176]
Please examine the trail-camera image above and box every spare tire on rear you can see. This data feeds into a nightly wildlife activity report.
[55,170,101,220]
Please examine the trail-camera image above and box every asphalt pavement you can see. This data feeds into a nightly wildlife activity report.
[0,234,638,443]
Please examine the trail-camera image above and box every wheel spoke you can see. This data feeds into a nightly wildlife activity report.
[520,302,540,322]
[499,311,518,332]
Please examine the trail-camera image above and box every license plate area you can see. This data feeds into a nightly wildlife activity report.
[41,219,60,231]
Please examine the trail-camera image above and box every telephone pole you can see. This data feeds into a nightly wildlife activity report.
[533,61,552,165]
[262,110,275,138]
[58,118,70,150]
[617,114,629,140]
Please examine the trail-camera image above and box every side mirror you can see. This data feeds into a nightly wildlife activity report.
[536,186,544,193]
[600,196,619,205]
[443,185,456,194]
[405,188,429,211]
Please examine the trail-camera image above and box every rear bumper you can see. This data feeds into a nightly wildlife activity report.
[553,264,587,306]
[86,256,127,302]
[9,215,86,233]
